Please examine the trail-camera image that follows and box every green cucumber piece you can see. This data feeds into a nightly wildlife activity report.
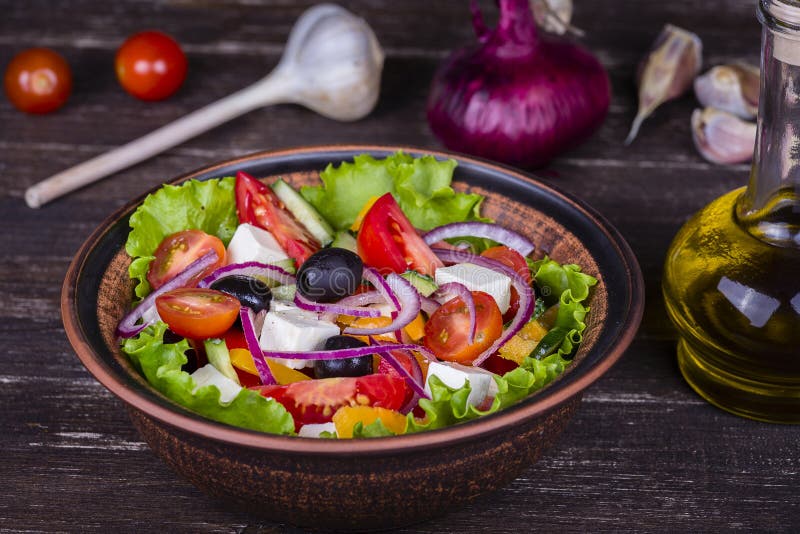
[331,230,358,253]
[401,271,438,297]
[203,339,240,385]
[272,284,297,302]
[272,178,335,246]
[529,327,569,360]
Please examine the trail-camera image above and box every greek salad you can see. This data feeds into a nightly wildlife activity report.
[119,153,596,438]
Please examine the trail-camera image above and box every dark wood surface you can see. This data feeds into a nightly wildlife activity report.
[2,0,798,532]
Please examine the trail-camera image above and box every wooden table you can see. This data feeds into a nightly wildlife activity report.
[2,0,798,531]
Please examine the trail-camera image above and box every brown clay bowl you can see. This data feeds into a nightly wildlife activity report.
[63,145,643,530]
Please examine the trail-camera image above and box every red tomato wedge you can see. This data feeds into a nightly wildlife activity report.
[423,291,503,364]
[155,288,240,339]
[481,246,532,322]
[254,374,406,431]
[356,193,443,276]
[147,230,225,290]
[235,171,320,265]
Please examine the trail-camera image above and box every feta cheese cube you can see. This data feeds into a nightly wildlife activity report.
[298,422,337,438]
[260,307,340,369]
[191,364,243,404]
[226,223,289,265]
[434,263,512,313]
[424,361,496,408]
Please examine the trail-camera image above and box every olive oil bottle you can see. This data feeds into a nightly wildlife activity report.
[663,0,800,423]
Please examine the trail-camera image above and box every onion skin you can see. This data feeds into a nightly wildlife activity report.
[427,0,610,168]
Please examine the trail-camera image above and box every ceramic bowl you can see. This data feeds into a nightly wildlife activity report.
[63,145,643,530]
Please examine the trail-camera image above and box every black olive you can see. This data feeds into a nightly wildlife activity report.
[314,335,373,378]
[180,348,199,374]
[296,248,363,303]
[210,275,272,313]
[162,329,184,345]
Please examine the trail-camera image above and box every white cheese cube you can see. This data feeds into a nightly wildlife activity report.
[191,364,243,404]
[434,263,512,313]
[226,223,289,265]
[424,361,495,408]
[260,308,340,369]
[269,300,298,313]
[298,422,337,438]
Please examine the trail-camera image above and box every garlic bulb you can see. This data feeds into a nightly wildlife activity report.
[530,0,584,36]
[626,25,703,144]
[694,63,759,120]
[273,4,384,121]
[691,107,757,164]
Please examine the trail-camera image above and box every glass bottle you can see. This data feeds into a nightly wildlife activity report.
[663,0,800,423]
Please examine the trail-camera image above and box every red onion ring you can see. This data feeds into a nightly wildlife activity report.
[434,282,476,344]
[262,342,438,362]
[432,248,534,367]
[239,307,276,386]
[343,269,421,336]
[419,295,441,316]
[198,261,296,289]
[423,222,535,256]
[293,292,381,318]
[117,250,219,338]
[336,291,384,307]
[370,337,429,413]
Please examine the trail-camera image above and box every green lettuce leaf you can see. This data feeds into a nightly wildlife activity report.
[530,256,598,306]
[351,418,397,438]
[300,152,483,231]
[122,322,295,435]
[126,177,239,298]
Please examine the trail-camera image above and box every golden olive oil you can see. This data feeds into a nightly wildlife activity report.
[663,188,800,422]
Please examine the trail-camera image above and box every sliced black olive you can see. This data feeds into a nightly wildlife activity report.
[296,248,363,303]
[210,275,272,313]
[314,335,374,378]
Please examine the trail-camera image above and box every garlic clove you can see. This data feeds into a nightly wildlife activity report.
[626,24,703,145]
[275,4,384,122]
[691,107,757,164]
[530,0,584,36]
[694,63,760,120]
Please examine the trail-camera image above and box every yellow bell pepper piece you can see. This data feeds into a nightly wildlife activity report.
[497,320,549,365]
[229,348,310,384]
[403,312,426,341]
[332,406,407,438]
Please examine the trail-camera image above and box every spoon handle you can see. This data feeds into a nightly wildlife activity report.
[24,75,289,208]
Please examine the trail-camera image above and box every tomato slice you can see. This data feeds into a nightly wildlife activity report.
[253,374,406,431]
[356,193,443,276]
[155,288,240,339]
[423,291,503,363]
[235,171,320,265]
[481,246,532,322]
[147,230,225,290]
[377,351,417,406]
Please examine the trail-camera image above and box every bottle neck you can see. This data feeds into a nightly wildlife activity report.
[737,2,800,248]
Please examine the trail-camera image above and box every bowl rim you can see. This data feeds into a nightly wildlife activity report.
[62,144,644,455]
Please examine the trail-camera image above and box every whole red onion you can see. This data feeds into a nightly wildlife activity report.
[427,0,610,168]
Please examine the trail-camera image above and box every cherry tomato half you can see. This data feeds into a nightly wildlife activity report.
[423,291,503,364]
[254,374,407,431]
[4,48,72,114]
[147,229,225,290]
[481,246,532,322]
[115,31,187,101]
[235,171,320,265]
[356,193,443,276]
[155,288,240,339]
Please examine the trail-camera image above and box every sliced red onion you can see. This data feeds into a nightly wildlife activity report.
[335,291,384,308]
[423,222,535,256]
[262,342,438,362]
[434,282,476,344]
[432,248,534,367]
[344,270,420,336]
[419,295,441,316]
[239,307,276,386]
[198,261,295,289]
[370,337,429,413]
[293,292,381,318]
[117,250,219,338]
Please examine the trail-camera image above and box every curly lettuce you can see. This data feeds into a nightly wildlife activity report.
[126,177,238,298]
[300,152,483,231]
[122,323,295,435]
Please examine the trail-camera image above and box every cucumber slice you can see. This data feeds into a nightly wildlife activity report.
[331,230,357,253]
[203,339,240,385]
[401,271,438,297]
[272,178,335,246]
[272,284,297,302]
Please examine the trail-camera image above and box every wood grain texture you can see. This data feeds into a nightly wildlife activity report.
[1,0,797,532]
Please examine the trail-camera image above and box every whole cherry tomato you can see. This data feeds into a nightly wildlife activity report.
[115,31,187,101]
[4,48,72,114]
